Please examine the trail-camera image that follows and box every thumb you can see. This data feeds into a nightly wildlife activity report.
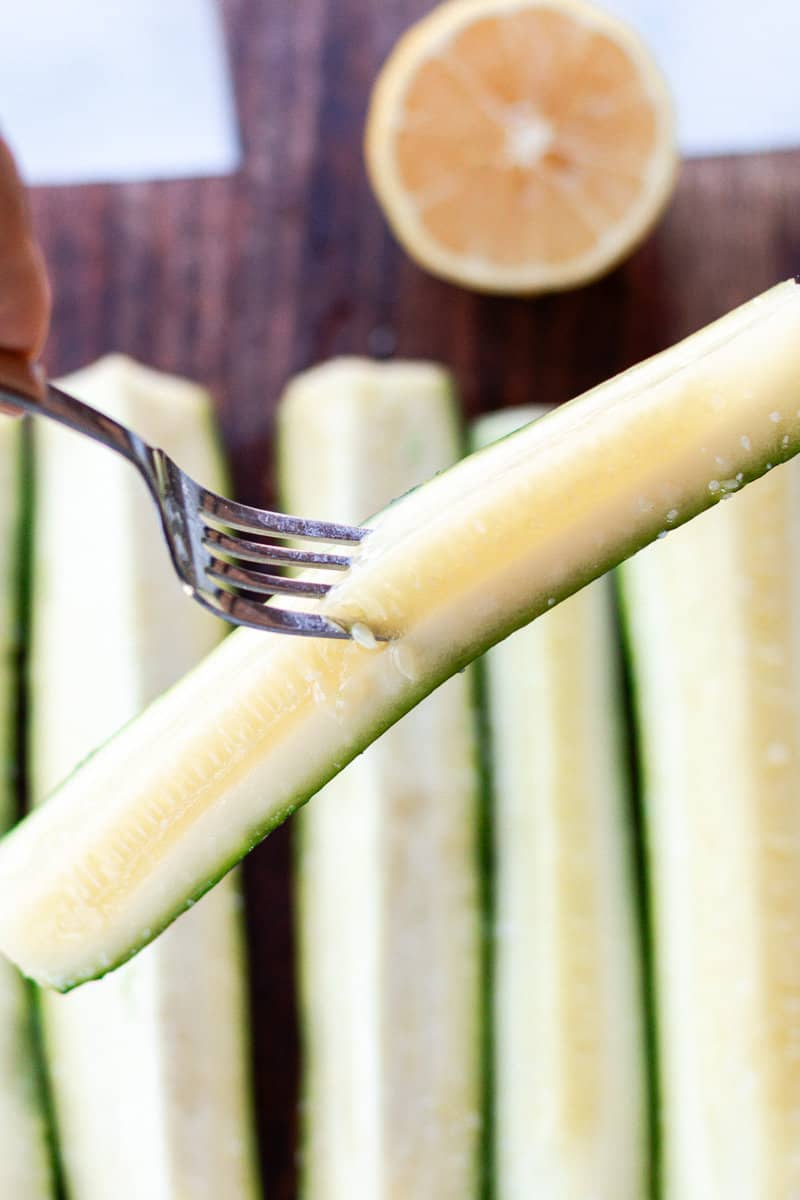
[0,138,50,415]
[0,137,51,360]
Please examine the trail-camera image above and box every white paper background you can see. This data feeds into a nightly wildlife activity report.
[0,0,240,185]
[600,0,800,156]
[0,0,797,186]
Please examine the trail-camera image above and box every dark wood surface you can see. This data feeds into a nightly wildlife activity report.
[26,1,800,1194]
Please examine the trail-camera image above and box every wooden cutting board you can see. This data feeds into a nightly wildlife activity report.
[27,1,800,1194]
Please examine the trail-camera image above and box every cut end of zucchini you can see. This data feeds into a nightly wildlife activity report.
[60,354,223,447]
[278,356,460,526]
[1,282,800,988]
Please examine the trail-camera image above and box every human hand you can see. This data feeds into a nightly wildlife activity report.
[0,138,50,413]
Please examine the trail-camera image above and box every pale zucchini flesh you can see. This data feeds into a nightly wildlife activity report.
[29,357,260,1200]
[0,415,54,1198]
[477,408,646,1198]
[620,459,800,1199]
[281,360,482,1199]
[1,282,800,988]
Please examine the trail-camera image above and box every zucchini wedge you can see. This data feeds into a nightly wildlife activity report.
[281,360,482,1199]
[620,458,800,1197]
[29,358,260,1199]
[477,407,647,1198]
[0,414,54,1197]
[1,281,800,989]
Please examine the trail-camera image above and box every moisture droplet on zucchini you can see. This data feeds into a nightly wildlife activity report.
[0,415,54,1197]
[620,456,800,1198]
[29,358,261,1199]
[476,407,647,1198]
[1,280,800,990]
[280,359,483,1199]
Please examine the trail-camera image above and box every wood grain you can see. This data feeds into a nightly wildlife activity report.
[25,1,800,1193]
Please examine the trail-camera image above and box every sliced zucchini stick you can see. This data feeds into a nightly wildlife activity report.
[620,460,800,1198]
[280,359,482,1200]
[29,358,261,1200]
[2,281,800,988]
[477,407,647,1199]
[0,415,54,1197]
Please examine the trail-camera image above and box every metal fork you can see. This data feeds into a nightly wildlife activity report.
[0,363,369,639]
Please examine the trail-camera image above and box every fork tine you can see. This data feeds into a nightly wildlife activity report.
[10,378,368,641]
[197,588,351,639]
[203,527,352,570]
[199,489,368,544]
[207,558,332,598]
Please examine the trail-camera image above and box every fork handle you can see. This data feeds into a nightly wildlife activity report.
[0,350,148,470]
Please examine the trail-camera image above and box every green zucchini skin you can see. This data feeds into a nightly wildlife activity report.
[282,359,483,1200]
[1,282,800,989]
[0,416,56,1198]
[614,591,662,1200]
[28,359,261,1200]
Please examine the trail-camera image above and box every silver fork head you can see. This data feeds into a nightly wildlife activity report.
[0,370,370,639]
[150,451,369,638]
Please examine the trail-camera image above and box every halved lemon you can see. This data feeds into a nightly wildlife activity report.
[365,0,677,294]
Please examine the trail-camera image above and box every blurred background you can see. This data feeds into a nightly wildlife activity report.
[3,1,799,1193]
